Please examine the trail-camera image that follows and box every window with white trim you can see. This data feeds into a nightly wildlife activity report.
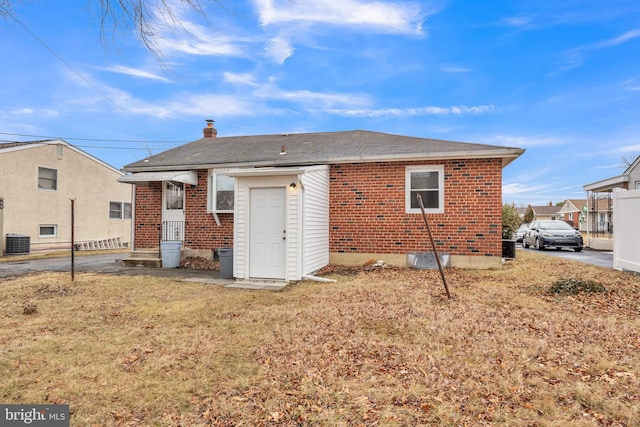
[406,166,444,213]
[110,202,132,219]
[39,225,57,238]
[38,167,57,190]
[208,170,235,213]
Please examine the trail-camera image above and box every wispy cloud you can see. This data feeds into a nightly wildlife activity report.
[103,65,170,82]
[595,29,640,48]
[223,72,259,86]
[441,66,471,73]
[256,86,371,109]
[328,105,495,117]
[264,37,294,64]
[555,29,640,73]
[502,16,533,27]
[254,0,428,34]
[486,135,566,148]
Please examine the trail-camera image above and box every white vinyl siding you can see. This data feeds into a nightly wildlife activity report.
[301,166,330,275]
[231,165,329,281]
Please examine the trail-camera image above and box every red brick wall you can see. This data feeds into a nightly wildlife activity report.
[183,171,234,249]
[133,160,503,257]
[133,171,234,249]
[328,159,503,257]
[133,182,162,248]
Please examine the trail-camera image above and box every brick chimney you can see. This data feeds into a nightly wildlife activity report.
[203,119,217,138]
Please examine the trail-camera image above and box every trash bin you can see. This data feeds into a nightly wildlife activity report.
[218,247,233,279]
[161,241,182,268]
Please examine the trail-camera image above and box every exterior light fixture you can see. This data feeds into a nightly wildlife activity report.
[289,182,297,191]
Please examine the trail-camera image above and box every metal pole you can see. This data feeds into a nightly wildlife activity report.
[71,198,75,281]
[0,197,4,257]
[417,194,451,299]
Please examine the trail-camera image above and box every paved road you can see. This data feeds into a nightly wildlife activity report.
[0,253,219,280]
[517,246,613,269]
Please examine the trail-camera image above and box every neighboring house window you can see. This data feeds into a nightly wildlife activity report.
[110,202,132,219]
[38,167,57,190]
[39,225,57,238]
[636,181,640,190]
[208,171,235,213]
[405,166,444,213]
[568,213,574,221]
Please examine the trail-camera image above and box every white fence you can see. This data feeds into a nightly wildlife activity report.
[613,189,640,273]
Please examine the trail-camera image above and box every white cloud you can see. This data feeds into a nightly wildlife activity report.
[328,105,495,117]
[487,135,566,148]
[104,65,170,82]
[595,29,640,49]
[223,72,259,86]
[254,0,427,34]
[257,86,371,109]
[264,37,294,64]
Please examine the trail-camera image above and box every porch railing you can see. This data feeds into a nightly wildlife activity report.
[160,221,185,242]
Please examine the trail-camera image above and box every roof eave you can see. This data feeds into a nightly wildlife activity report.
[583,175,629,192]
[123,148,526,173]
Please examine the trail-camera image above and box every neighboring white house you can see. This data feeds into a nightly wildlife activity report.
[0,140,132,254]
[583,155,640,250]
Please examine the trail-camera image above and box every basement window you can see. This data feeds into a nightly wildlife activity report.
[406,165,444,214]
[208,170,235,213]
[39,224,57,238]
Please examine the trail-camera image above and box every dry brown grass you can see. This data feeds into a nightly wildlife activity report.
[1,251,639,426]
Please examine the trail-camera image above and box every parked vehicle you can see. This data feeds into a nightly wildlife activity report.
[515,224,529,243]
[523,220,583,252]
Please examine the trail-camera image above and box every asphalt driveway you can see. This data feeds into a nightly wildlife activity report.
[518,246,613,269]
[0,252,220,280]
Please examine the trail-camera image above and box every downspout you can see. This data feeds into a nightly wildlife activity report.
[130,184,136,251]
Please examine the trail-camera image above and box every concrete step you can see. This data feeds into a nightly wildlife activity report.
[122,249,161,268]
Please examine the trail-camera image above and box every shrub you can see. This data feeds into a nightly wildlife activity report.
[550,278,606,295]
[502,203,522,239]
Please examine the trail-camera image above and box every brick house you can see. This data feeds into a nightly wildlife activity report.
[119,124,524,280]
[558,199,587,230]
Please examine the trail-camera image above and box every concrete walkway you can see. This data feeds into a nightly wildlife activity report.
[181,277,288,290]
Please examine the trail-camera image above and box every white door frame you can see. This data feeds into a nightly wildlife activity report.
[162,180,185,241]
[249,186,287,279]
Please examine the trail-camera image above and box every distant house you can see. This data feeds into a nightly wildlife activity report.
[528,202,561,222]
[0,140,132,254]
[583,155,640,249]
[559,199,587,230]
[120,123,524,280]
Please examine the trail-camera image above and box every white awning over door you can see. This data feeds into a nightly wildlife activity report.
[118,171,198,185]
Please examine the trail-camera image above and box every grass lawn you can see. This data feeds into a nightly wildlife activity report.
[1,251,639,426]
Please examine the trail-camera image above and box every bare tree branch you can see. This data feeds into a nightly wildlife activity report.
[1,0,213,64]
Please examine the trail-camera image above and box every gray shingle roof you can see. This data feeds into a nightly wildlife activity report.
[123,129,524,172]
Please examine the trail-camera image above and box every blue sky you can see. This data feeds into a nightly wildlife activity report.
[1,0,639,207]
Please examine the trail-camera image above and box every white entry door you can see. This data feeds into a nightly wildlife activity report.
[162,181,185,241]
[249,187,286,279]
